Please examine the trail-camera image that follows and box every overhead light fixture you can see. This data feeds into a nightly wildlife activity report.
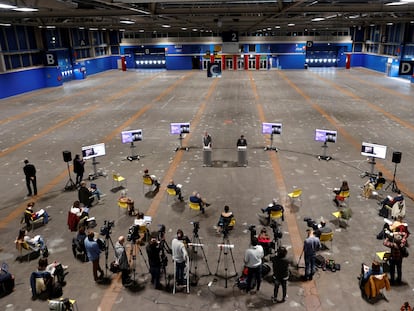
[0,4,17,9]
[275,25,281,29]
[0,22,11,26]
[288,23,295,27]
[311,17,325,22]
[13,7,38,12]
[139,29,145,32]
[46,25,56,29]
[386,1,407,5]
[161,24,171,28]
[181,27,187,30]
[89,27,98,31]
[120,20,135,24]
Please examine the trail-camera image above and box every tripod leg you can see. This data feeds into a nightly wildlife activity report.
[173,260,176,294]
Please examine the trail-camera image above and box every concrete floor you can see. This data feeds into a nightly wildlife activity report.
[0,68,413,311]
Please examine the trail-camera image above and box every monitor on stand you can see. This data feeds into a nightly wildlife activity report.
[262,122,282,151]
[315,129,337,161]
[121,129,142,161]
[171,122,190,151]
[81,143,106,179]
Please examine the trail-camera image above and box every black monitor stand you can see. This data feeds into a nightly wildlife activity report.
[175,133,189,152]
[127,142,140,161]
[89,157,104,180]
[264,133,278,152]
[360,157,377,178]
[318,141,332,161]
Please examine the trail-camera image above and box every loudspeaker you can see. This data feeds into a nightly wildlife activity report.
[392,151,402,164]
[63,150,72,163]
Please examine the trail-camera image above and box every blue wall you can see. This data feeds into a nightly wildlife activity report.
[0,68,48,99]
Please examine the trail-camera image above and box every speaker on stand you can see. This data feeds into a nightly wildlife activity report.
[63,151,76,191]
[386,151,401,193]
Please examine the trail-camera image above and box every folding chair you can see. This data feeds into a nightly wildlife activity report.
[319,232,334,250]
[189,202,201,211]
[118,200,129,217]
[269,210,284,224]
[166,187,177,203]
[142,176,154,193]
[112,173,127,189]
[287,188,302,207]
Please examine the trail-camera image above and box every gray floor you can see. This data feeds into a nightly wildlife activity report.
[0,68,413,311]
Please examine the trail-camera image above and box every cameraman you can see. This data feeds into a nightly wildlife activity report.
[84,231,104,283]
[271,246,294,303]
[171,229,188,286]
[115,236,132,287]
[146,236,162,289]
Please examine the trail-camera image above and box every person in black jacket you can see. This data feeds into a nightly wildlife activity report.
[73,154,85,186]
[146,236,162,289]
[271,246,294,303]
[23,159,37,196]
[78,181,94,207]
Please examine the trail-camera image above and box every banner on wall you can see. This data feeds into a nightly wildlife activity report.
[43,52,58,66]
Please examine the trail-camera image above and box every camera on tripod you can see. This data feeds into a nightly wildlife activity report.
[248,224,256,242]
[127,224,141,242]
[100,220,115,237]
[191,221,200,232]
[304,217,319,231]
[270,220,283,239]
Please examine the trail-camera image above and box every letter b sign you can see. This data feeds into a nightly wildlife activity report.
[44,52,57,66]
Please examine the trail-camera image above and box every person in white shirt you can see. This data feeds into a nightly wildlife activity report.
[171,229,188,286]
[244,236,264,294]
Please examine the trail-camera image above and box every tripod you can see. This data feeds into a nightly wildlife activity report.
[264,133,278,152]
[214,231,237,288]
[318,141,332,161]
[103,234,116,281]
[385,162,399,193]
[64,161,76,191]
[127,142,140,161]
[188,229,212,285]
[128,239,150,287]
[175,133,189,152]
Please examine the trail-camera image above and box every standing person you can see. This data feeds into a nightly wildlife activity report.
[114,236,132,287]
[203,131,212,148]
[271,246,294,303]
[383,232,405,285]
[73,154,85,187]
[303,229,321,281]
[171,229,188,286]
[244,236,264,294]
[146,236,162,289]
[236,135,247,147]
[23,159,37,197]
[84,231,104,283]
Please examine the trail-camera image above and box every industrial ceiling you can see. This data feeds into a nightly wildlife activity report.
[0,0,414,36]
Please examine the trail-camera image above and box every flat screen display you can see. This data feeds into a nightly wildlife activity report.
[81,143,106,160]
[361,142,387,159]
[262,122,282,135]
[315,129,337,143]
[170,122,190,135]
[121,129,143,144]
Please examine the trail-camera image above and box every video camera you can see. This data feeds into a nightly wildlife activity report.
[270,220,283,240]
[304,217,319,231]
[248,224,256,242]
[100,220,115,237]
[191,221,200,231]
[126,224,140,242]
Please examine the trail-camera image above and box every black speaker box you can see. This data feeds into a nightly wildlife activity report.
[392,151,402,164]
[63,150,72,162]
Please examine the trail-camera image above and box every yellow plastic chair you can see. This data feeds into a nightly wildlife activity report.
[189,201,201,211]
[112,173,127,189]
[336,190,350,207]
[270,210,284,223]
[287,188,302,206]
[117,200,129,217]
[142,176,153,193]
[319,231,334,250]
[166,187,177,202]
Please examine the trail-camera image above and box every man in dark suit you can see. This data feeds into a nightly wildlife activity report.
[23,159,37,196]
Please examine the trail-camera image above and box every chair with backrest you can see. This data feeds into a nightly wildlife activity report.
[189,201,201,211]
[117,200,129,217]
[142,176,154,193]
[269,209,284,224]
[287,188,302,207]
[319,231,334,250]
[166,187,177,203]
[336,190,350,207]
[112,173,127,190]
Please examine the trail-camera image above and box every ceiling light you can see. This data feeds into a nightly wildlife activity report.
[311,17,325,22]
[120,20,135,24]
[181,27,187,30]
[275,25,281,29]
[386,1,406,5]
[0,23,11,26]
[387,22,393,25]
[192,28,198,31]
[13,7,38,12]
[139,29,145,32]
[161,24,171,28]
[0,4,17,9]
[89,28,98,31]
[288,23,295,27]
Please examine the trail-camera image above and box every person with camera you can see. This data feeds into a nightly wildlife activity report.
[84,230,104,283]
[303,229,321,281]
[171,229,188,286]
[383,232,406,285]
[271,246,294,303]
[146,235,162,289]
[244,236,264,294]
[115,236,132,287]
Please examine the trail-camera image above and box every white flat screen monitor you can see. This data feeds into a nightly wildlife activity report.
[170,122,190,135]
[262,122,282,135]
[81,143,106,160]
[121,129,143,144]
[315,129,337,143]
[361,142,387,159]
